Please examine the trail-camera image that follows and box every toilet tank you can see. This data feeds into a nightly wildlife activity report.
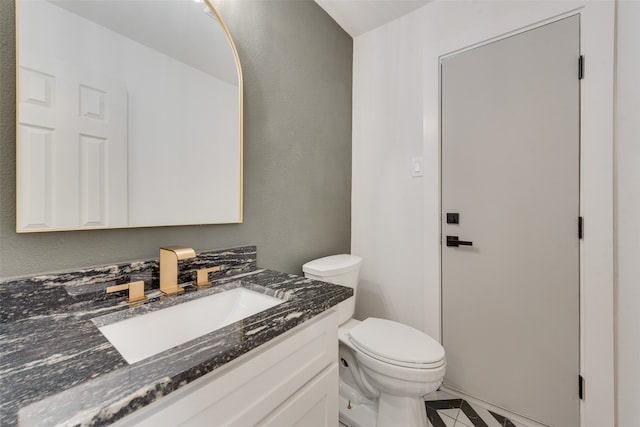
[302,254,362,325]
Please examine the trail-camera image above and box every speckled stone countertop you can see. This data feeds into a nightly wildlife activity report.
[0,246,352,426]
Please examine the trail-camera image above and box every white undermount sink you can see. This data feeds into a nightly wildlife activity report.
[97,286,284,364]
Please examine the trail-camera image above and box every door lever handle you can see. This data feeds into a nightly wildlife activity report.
[446,236,473,247]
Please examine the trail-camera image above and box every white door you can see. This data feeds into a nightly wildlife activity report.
[441,16,580,427]
[17,50,128,230]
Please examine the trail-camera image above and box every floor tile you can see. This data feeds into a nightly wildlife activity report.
[440,408,460,421]
[455,411,475,427]
[463,402,504,427]
[427,406,448,427]
[490,410,518,427]
[441,414,456,427]
[460,400,489,427]
[423,394,519,427]
[426,398,464,411]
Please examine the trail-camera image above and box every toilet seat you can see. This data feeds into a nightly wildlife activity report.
[348,318,445,369]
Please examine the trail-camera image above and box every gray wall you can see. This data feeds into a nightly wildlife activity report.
[0,0,353,279]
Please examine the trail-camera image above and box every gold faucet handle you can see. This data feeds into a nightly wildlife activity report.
[195,266,222,288]
[106,280,148,303]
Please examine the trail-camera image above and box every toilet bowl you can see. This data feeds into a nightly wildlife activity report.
[303,255,446,427]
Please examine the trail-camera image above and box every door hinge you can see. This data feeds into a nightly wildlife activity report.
[579,55,584,80]
[579,375,585,400]
[579,216,584,239]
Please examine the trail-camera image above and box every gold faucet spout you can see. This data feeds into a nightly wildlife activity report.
[160,246,196,295]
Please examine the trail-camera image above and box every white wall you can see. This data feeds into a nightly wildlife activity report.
[351,1,615,426]
[351,22,426,330]
[19,0,240,226]
[615,1,640,425]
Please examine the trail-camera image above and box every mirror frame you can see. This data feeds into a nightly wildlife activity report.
[15,0,243,232]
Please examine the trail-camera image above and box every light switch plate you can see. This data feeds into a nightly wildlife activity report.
[411,157,424,177]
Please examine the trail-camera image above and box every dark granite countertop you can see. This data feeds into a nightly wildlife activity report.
[0,246,352,426]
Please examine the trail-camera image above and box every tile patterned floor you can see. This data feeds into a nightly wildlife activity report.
[339,390,529,427]
[425,391,529,427]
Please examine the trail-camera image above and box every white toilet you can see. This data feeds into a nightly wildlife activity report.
[303,254,446,427]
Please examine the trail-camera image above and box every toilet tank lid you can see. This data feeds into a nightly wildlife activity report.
[302,254,362,276]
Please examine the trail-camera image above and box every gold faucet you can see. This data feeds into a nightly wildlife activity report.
[160,246,196,295]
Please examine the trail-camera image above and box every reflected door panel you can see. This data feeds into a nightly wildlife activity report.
[18,51,128,230]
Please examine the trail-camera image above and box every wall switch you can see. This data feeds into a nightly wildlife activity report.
[411,157,424,177]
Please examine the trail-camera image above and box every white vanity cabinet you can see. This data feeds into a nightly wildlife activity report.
[114,310,338,427]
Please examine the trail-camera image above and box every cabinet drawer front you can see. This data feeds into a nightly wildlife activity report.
[117,310,338,427]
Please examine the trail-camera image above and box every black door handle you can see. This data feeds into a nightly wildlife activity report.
[446,236,473,247]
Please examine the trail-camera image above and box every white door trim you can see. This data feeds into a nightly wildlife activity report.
[422,2,615,427]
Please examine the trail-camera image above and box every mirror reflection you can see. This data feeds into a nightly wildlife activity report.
[16,0,242,232]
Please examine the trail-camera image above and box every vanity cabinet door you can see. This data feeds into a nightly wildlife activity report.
[113,310,338,427]
[257,363,338,427]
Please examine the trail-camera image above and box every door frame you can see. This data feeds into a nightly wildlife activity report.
[422,2,615,427]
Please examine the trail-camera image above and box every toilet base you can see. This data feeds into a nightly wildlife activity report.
[377,392,428,427]
[338,393,377,427]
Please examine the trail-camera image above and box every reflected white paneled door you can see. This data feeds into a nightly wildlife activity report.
[441,16,580,427]
[18,50,128,230]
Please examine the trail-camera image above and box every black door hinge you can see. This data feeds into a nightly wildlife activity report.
[579,375,585,400]
[579,55,584,80]
[579,216,584,239]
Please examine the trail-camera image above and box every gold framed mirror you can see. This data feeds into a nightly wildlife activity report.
[16,0,243,232]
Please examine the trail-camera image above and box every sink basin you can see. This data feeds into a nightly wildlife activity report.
[97,286,284,364]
